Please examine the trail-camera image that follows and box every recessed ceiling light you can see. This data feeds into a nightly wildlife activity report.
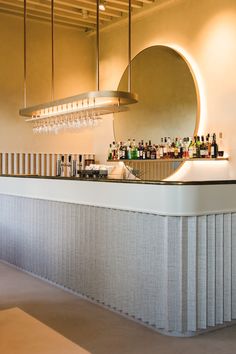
[99,0,106,11]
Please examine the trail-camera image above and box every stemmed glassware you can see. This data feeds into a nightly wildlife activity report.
[32,111,102,135]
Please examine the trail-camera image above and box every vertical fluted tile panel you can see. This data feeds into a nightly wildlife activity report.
[232,213,236,318]
[0,194,236,335]
[180,217,188,333]
[207,214,216,326]
[215,214,224,324]
[223,214,232,321]
[197,216,207,329]
[166,217,182,332]
[187,217,197,332]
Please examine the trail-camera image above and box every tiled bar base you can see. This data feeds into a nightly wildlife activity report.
[0,194,236,336]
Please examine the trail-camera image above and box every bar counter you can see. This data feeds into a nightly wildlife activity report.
[0,175,236,336]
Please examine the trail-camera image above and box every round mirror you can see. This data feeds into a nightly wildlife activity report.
[113,45,199,180]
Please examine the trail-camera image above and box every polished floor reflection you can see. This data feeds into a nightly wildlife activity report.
[0,261,235,354]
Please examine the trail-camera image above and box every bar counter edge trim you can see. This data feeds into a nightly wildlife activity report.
[1,174,236,185]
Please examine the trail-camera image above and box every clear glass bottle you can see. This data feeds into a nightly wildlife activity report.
[188,137,194,159]
[218,132,224,157]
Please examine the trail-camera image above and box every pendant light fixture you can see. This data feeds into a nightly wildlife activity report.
[19,0,138,134]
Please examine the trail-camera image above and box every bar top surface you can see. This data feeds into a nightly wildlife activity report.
[0,175,236,216]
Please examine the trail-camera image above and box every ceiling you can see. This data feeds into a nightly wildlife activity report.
[0,0,156,32]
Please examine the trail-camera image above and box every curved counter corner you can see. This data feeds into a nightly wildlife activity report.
[0,175,236,337]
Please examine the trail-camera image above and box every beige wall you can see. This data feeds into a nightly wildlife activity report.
[1,0,236,179]
[0,13,96,154]
[95,0,236,179]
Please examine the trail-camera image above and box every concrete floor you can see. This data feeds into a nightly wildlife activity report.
[0,261,236,354]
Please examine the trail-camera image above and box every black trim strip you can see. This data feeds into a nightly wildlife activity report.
[1,174,236,186]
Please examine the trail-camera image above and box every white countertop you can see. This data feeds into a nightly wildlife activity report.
[0,176,235,216]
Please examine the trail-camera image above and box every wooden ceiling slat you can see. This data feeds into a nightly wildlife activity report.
[0,0,156,31]
[13,0,113,22]
[56,0,123,17]
[0,2,96,28]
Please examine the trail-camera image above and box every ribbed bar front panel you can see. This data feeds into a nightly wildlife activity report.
[0,194,236,336]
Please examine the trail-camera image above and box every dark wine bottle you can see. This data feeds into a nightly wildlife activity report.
[210,133,218,158]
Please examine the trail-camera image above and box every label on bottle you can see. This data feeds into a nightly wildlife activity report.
[200,150,205,156]
[189,147,193,158]
[211,146,215,157]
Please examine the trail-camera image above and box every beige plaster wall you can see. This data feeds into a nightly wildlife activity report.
[0,13,96,154]
[96,0,236,179]
[1,0,236,179]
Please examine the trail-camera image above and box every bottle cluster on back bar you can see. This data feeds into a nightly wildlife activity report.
[108,133,225,161]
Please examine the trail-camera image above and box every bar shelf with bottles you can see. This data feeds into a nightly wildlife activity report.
[107,133,228,161]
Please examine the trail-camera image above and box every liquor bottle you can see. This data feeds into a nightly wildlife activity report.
[117,142,121,160]
[167,137,171,158]
[192,136,197,158]
[156,145,160,159]
[163,137,168,159]
[174,138,179,159]
[218,132,224,157]
[108,144,113,160]
[123,141,128,159]
[117,141,124,160]
[142,140,146,159]
[188,137,194,158]
[138,141,142,159]
[127,140,132,160]
[78,154,83,171]
[72,157,77,177]
[68,155,72,177]
[61,155,65,177]
[146,141,151,159]
[116,142,120,160]
[182,138,189,159]
[131,139,138,159]
[159,138,164,159]
[150,144,156,160]
[199,136,206,158]
[170,139,175,159]
[211,133,218,158]
[56,155,62,176]
[206,133,211,158]
[196,136,201,158]
[179,138,183,158]
[111,141,117,160]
